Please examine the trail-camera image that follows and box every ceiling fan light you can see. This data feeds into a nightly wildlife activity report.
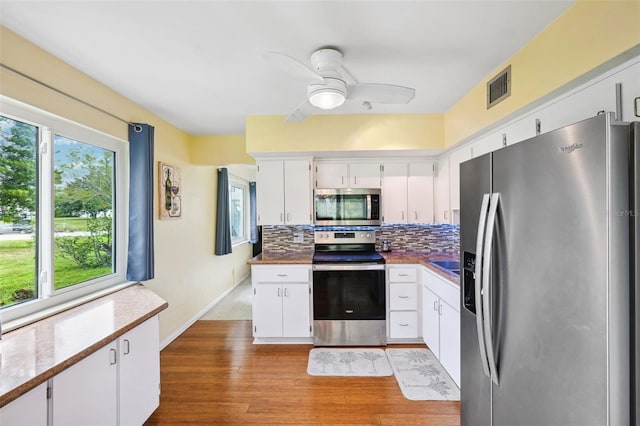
[309,89,346,110]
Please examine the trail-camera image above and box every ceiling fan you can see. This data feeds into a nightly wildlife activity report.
[263,48,416,122]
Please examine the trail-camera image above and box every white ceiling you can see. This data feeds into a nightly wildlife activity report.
[0,1,574,135]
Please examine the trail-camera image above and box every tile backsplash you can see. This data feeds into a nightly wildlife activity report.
[261,224,459,254]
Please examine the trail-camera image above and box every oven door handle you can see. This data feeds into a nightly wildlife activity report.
[312,264,385,271]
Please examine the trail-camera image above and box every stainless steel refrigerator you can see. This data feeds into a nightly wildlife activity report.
[460,113,638,426]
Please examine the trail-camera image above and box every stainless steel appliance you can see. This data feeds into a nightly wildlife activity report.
[460,113,638,426]
[314,188,381,226]
[312,230,386,346]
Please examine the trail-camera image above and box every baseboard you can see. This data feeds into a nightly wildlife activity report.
[160,273,250,349]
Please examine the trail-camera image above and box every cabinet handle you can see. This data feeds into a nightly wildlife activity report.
[123,339,130,355]
[438,304,443,316]
[286,212,291,222]
[280,213,283,222]
[110,348,117,365]
[398,273,409,277]
[277,274,287,277]
[284,288,288,297]
[444,210,448,220]
[401,211,405,220]
[342,176,345,185]
[398,295,409,299]
[414,211,418,220]
[433,300,439,311]
[277,288,281,297]
[354,176,357,185]
[399,323,409,327]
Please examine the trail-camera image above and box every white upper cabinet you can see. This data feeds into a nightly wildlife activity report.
[315,161,381,188]
[381,162,408,223]
[315,162,348,188]
[257,159,312,225]
[382,161,434,224]
[448,147,472,212]
[407,161,435,224]
[435,156,450,223]
[349,162,382,188]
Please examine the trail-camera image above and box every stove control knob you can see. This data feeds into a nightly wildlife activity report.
[366,233,371,239]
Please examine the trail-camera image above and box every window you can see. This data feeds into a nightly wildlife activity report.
[0,97,128,323]
[229,178,248,244]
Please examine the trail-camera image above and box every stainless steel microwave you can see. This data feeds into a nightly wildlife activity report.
[313,188,381,226]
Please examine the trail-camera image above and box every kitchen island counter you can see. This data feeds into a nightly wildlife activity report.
[0,284,168,407]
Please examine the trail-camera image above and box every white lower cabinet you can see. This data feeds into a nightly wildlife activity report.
[53,315,160,426]
[0,382,48,426]
[387,265,419,340]
[421,267,460,387]
[252,265,311,340]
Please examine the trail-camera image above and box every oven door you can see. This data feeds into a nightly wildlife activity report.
[312,263,386,346]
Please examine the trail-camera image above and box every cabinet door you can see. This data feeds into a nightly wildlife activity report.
[252,284,283,337]
[389,311,418,339]
[119,316,160,426]
[0,382,47,426]
[422,286,440,358]
[449,147,472,211]
[256,161,284,225]
[439,300,461,387]
[53,343,118,426]
[315,163,348,188]
[382,162,407,223]
[408,161,434,223]
[435,157,450,223]
[282,284,311,337]
[284,160,312,224]
[350,162,381,188]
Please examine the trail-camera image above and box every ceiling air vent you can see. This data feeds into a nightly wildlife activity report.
[487,65,511,109]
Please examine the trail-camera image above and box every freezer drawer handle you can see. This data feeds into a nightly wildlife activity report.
[482,192,501,386]
[475,193,492,379]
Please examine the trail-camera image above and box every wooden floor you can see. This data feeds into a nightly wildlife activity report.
[145,320,460,425]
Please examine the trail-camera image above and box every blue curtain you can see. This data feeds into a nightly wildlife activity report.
[215,168,232,255]
[249,182,258,244]
[127,123,154,281]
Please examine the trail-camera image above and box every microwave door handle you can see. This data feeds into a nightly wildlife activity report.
[482,192,500,386]
[475,193,492,380]
[366,195,372,220]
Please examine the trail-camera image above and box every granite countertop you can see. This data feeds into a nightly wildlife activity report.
[248,250,460,284]
[0,284,168,407]
[248,251,314,264]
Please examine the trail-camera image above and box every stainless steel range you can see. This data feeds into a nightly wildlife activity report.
[312,229,386,346]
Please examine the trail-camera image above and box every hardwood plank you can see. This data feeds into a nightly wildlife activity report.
[145,320,460,425]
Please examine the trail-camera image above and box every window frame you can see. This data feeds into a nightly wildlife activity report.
[0,96,130,327]
[228,175,249,246]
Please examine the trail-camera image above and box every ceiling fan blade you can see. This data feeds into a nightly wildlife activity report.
[346,83,415,104]
[263,52,324,82]
[286,99,317,123]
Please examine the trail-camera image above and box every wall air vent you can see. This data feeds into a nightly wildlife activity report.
[487,65,511,109]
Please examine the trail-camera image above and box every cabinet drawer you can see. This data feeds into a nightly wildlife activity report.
[388,267,417,282]
[389,311,418,338]
[389,283,417,310]
[252,266,310,283]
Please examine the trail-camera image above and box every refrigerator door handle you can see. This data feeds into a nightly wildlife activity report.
[482,192,500,386]
[474,193,492,379]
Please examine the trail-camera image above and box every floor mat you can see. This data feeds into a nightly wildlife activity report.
[307,348,393,377]
[385,348,460,401]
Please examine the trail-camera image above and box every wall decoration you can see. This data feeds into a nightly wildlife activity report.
[159,162,182,219]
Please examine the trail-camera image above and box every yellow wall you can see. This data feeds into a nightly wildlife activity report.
[190,134,255,165]
[246,114,444,154]
[0,26,252,343]
[445,0,640,147]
